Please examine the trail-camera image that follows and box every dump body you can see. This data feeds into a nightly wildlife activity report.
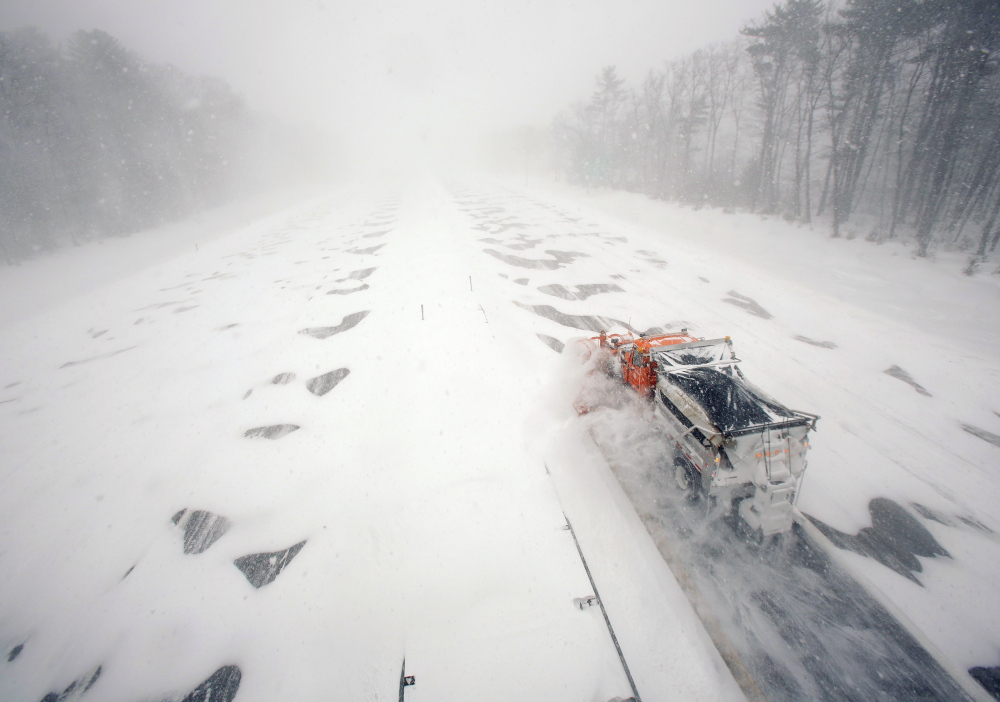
[596,331,818,536]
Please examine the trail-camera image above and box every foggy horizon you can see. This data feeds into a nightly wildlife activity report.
[1,0,779,164]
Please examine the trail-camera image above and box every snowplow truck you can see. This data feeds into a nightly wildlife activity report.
[594,330,819,537]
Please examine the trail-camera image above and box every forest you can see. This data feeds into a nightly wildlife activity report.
[554,0,1000,269]
[0,28,303,263]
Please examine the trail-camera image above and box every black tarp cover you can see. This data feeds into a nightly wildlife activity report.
[665,368,796,433]
[653,341,799,434]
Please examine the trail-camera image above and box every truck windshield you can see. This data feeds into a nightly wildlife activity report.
[652,340,734,369]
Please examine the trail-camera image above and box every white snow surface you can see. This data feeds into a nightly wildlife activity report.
[0,172,997,700]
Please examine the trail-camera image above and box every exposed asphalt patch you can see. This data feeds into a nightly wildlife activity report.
[483,249,588,270]
[182,665,242,702]
[912,503,952,526]
[349,244,384,255]
[537,284,576,300]
[538,283,624,301]
[300,310,370,339]
[636,250,668,268]
[327,284,369,295]
[136,300,186,310]
[961,423,1000,448]
[495,234,541,250]
[537,334,565,353]
[793,335,838,349]
[174,305,199,313]
[271,373,296,385]
[307,368,350,396]
[959,514,995,533]
[234,540,306,588]
[911,503,996,533]
[244,424,299,440]
[59,346,137,369]
[806,498,949,585]
[486,222,530,235]
[513,302,631,333]
[337,268,376,282]
[722,291,773,319]
[37,665,102,701]
[8,643,23,662]
[468,208,506,219]
[485,249,558,269]
[884,365,931,396]
[180,510,232,555]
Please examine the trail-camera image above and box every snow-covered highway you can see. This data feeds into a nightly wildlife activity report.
[1,174,998,701]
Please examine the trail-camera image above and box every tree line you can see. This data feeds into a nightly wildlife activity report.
[0,28,307,263]
[553,0,1000,268]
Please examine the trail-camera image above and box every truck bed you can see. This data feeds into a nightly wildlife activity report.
[651,338,816,440]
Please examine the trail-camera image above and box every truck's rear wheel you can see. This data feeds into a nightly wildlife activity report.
[674,463,691,491]
[673,454,703,500]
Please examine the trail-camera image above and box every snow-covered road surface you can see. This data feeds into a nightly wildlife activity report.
[0,173,998,701]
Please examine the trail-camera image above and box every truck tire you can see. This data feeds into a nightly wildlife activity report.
[673,453,703,500]
[674,462,691,491]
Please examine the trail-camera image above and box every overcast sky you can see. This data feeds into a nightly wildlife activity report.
[2,0,777,163]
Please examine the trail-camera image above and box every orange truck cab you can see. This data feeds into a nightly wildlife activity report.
[598,330,699,398]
